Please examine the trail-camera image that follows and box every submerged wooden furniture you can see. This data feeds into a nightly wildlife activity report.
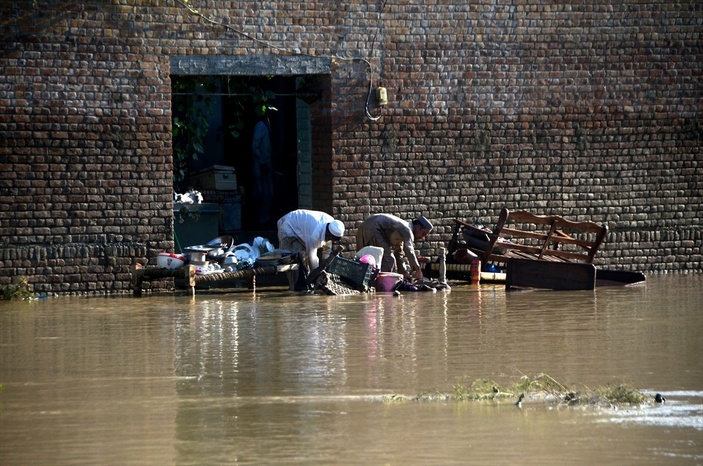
[449,207,612,290]
[450,207,609,266]
[424,262,506,283]
[131,263,299,296]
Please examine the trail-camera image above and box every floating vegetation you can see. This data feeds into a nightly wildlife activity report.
[0,277,35,301]
[415,389,451,402]
[453,378,508,401]
[595,383,647,405]
[384,373,648,409]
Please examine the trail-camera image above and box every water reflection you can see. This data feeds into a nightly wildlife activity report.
[0,275,701,465]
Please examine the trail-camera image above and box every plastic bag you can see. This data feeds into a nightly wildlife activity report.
[252,236,275,255]
[233,244,255,260]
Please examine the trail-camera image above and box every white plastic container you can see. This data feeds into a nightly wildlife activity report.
[355,246,384,266]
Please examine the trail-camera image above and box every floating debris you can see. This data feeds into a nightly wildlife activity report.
[383,373,649,409]
[593,383,648,405]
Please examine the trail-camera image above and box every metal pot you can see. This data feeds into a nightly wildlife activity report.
[186,251,208,264]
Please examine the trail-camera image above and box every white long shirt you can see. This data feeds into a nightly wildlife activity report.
[277,209,334,270]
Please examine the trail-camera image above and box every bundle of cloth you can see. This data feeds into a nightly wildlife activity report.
[393,277,451,292]
[174,190,203,204]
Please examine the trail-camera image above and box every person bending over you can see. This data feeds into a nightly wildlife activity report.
[356,213,433,280]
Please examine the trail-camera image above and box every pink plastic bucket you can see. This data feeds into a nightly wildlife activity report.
[375,272,403,292]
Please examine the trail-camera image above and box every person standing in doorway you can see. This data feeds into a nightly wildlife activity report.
[251,106,276,226]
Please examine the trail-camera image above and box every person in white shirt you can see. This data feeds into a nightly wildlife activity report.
[277,209,345,289]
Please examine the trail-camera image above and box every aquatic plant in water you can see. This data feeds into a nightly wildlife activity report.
[594,383,647,405]
[385,373,647,408]
[0,277,35,300]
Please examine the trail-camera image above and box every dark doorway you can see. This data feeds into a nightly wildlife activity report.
[221,76,300,231]
[172,75,310,237]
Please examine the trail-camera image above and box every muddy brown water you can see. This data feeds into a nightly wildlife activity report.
[1,274,701,465]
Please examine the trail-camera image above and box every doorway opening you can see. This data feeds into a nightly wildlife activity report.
[172,74,320,246]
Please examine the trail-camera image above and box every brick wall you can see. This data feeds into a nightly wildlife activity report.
[0,1,700,294]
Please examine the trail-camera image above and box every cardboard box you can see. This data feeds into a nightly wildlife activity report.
[189,165,237,191]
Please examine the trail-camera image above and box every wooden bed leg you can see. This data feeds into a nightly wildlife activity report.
[185,265,196,297]
[131,263,143,297]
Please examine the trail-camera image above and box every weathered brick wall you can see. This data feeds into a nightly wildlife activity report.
[0,0,700,294]
[0,1,175,293]
[331,0,702,272]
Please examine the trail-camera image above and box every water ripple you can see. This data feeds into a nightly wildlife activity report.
[597,391,703,430]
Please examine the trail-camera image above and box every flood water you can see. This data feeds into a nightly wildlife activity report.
[1,274,702,465]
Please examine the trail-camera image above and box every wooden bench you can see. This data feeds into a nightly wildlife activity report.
[449,207,609,290]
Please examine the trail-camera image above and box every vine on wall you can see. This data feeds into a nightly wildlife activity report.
[171,75,276,193]
[172,77,215,192]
